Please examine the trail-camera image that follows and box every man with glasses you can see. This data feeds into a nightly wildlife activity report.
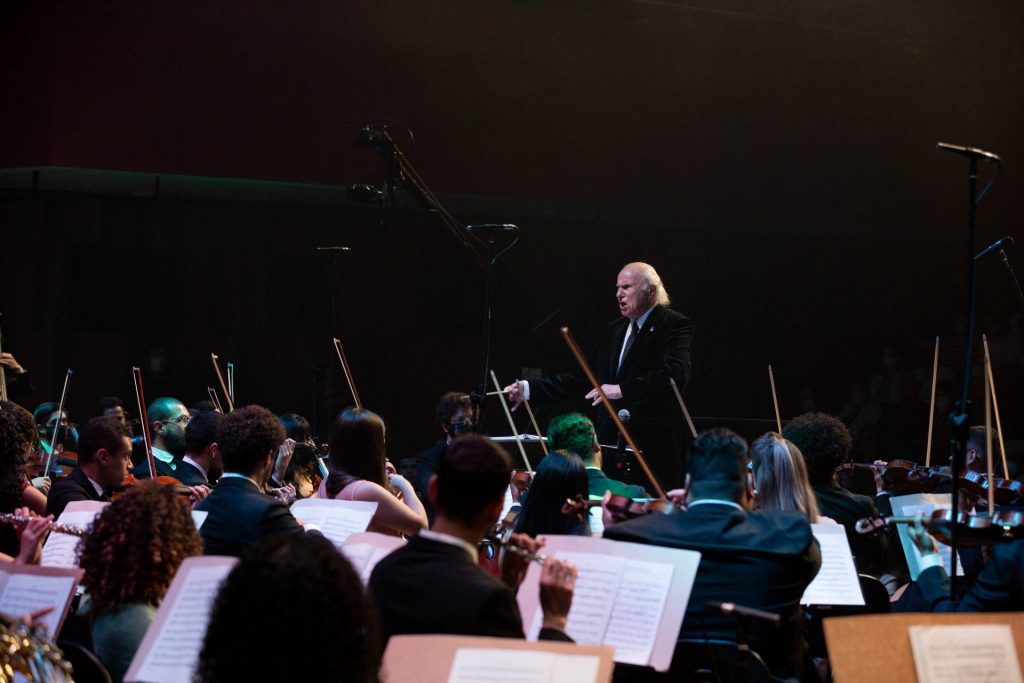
[416,392,475,524]
[132,397,189,478]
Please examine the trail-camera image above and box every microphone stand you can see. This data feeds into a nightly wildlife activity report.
[999,248,1024,314]
[476,225,520,426]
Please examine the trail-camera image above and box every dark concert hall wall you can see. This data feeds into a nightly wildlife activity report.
[2,1,1023,459]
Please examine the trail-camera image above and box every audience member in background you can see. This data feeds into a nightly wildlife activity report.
[369,435,575,644]
[784,412,888,576]
[603,429,820,680]
[78,482,202,682]
[547,412,648,499]
[195,405,304,557]
[1,400,49,510]
[132,397,190,478]
[751,432,829,524]
[0,408,52,563]
[46,417,132,518]
[176,410,223,487]
[318,407,427,537]
[415,391,474,523]
[196,532,380,683]
[514,450,592,538]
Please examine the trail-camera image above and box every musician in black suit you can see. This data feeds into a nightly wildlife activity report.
[414,391,474,524]
[175,410,223,487]
[505,262,693,489]
[195,405,303,557]
[603,429,821,680]
[369,435,576,644]
[909,522,1024,611]
[46,417,133,517]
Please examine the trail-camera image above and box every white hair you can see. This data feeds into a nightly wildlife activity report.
[627,262,671,307]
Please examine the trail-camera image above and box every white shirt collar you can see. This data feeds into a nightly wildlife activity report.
[152,446,177,468]
[182,456,208,481]
[220,472,263,490]
[688,499,744,511]
[84,474,105,498]
[419,529,479,563]
[634,306,655,330]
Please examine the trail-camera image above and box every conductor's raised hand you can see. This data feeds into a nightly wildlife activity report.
[503,381,526,411]
[585,384,622,406]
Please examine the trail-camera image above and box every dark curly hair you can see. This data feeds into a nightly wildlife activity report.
[0,408,32,512]
[434,391,472,430]
[77,481,202,611]
[195,533,380,683]
[217,405,285,475]
[782,412,853,486]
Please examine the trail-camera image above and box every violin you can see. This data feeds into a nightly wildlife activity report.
[836,459,946,495]
[604,493,682,524]
[958,471,1024,507]
[855,509,1024,546]
[511,469,533,498]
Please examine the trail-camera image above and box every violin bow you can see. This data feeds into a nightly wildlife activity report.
[227,362,235,406]
[518,380,548,455]
[982,335,1010,480]
[210,353,234,412]
[561,326,666,500]
[669,378,698,439]
[132,366,158,479]
[0,316,7,402]
[207,386,225,413]
[490,370,533,472]
[42,369,73,478]
[768,364,782,434]
[332,338,363,410]
[925,336,939,468]
[984,342,995,511]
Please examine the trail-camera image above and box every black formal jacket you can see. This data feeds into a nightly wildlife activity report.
[368,535,571,645]
[414,441,446,524]
[173,460,209,487]
[194,476,302,557]
[46,466,109,517]
[813,482,888,575]
[603,502,821,680]
[916,538,1024,611]
[530,306,694,488]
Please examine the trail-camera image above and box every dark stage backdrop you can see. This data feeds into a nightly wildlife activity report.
[2,1,1023,463]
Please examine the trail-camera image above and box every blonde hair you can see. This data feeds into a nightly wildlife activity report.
[751,432,820,523]
[625,262,671,307]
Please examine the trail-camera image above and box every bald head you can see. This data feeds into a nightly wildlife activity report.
[616,262,670,320]
[148,397,188,425]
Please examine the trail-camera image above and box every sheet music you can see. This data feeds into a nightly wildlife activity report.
[909,624,1023,683]
[290,498,377,547]
[446,648,601,683]
[528,552,674,666]
[801,523,864,605]
[890,494,964,579]
[40,502,108,567]
[0,573,76,634]
[130,564,233,683]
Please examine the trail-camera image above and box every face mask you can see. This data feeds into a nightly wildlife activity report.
[449,420,473,437]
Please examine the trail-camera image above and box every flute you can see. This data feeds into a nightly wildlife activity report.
[0,513,87,538]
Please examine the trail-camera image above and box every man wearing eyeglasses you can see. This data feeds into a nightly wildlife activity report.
[132,397,189,478]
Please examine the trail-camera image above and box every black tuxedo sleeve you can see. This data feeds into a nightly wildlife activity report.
[259,499,303,537]
[618,313,693,403]
[917,541,1023,612]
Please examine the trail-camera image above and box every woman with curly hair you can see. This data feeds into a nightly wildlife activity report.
[195,532,380,682]
[78,481,202,682]
[0,407,51,563]
[317,407,427,536]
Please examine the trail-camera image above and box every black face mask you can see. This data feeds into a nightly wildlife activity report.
[448,420,473,437]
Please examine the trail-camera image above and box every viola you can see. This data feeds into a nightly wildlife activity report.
[511,469,533,498]
[604,493,682,524]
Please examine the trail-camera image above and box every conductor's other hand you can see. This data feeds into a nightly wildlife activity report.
[504,382,525,411]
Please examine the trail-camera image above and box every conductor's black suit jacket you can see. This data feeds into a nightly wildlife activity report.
[368,535,571,645]
[603,502,821,679]
[194,476,302,557]
[530,305,693,488]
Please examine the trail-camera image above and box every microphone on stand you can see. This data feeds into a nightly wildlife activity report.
[614,409,631,475]
[466,224,518,232]
[936,142,1001,163]
[975,235,1014,261]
